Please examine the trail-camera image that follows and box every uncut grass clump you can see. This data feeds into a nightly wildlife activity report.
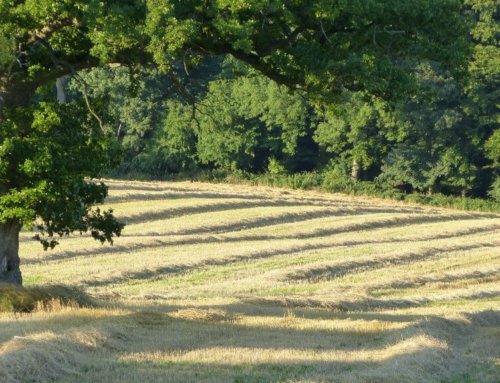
[0,284,93,313]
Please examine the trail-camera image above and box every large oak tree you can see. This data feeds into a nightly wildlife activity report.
[0,0,468,284]
[0,0,145,284]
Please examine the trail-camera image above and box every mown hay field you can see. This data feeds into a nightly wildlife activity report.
[1,179,499,383]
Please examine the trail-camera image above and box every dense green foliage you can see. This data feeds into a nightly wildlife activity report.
[146,0,469,99]
[77,1,496,204]
[0,100,123,249]
[0,0,148,260]
[232,171,500,213]
[82,48,498,204]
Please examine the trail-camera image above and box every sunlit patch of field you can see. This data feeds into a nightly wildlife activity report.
[2,179,499,383]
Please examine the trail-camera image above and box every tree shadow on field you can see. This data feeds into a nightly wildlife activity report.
[121,211,494,240]
[2,298,497,383]
[0,305,500,383]
[0,318,435,382]
[80,238,497,289]
[241,288,500,313]
[23,215,500,274]
[118,199,332,225]
[334,289,500,312]
[285,242,498,283]
[112,308,499,383]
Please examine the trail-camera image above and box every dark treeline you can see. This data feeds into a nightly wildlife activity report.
[69,42,499,202]
[52,0,497,203]
[63,1,498,203]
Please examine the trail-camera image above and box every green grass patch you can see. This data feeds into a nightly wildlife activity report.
[22,274,46,285]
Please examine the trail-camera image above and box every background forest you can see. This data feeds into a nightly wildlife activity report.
[62,1,498,206]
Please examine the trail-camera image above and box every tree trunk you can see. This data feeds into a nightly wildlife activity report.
[351,159,360,181]
[0,220,22,285]
[56,76,68,103]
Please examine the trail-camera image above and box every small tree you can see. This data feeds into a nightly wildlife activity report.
[314,92,400,181]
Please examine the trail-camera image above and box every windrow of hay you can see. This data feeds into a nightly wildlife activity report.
[169,308,239,322]
[0,326,128,383]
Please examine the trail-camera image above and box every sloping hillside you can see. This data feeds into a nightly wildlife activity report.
[1,180,499,383]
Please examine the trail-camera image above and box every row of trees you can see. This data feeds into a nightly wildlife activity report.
[69,51,498,199]
[0,0,497,284]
